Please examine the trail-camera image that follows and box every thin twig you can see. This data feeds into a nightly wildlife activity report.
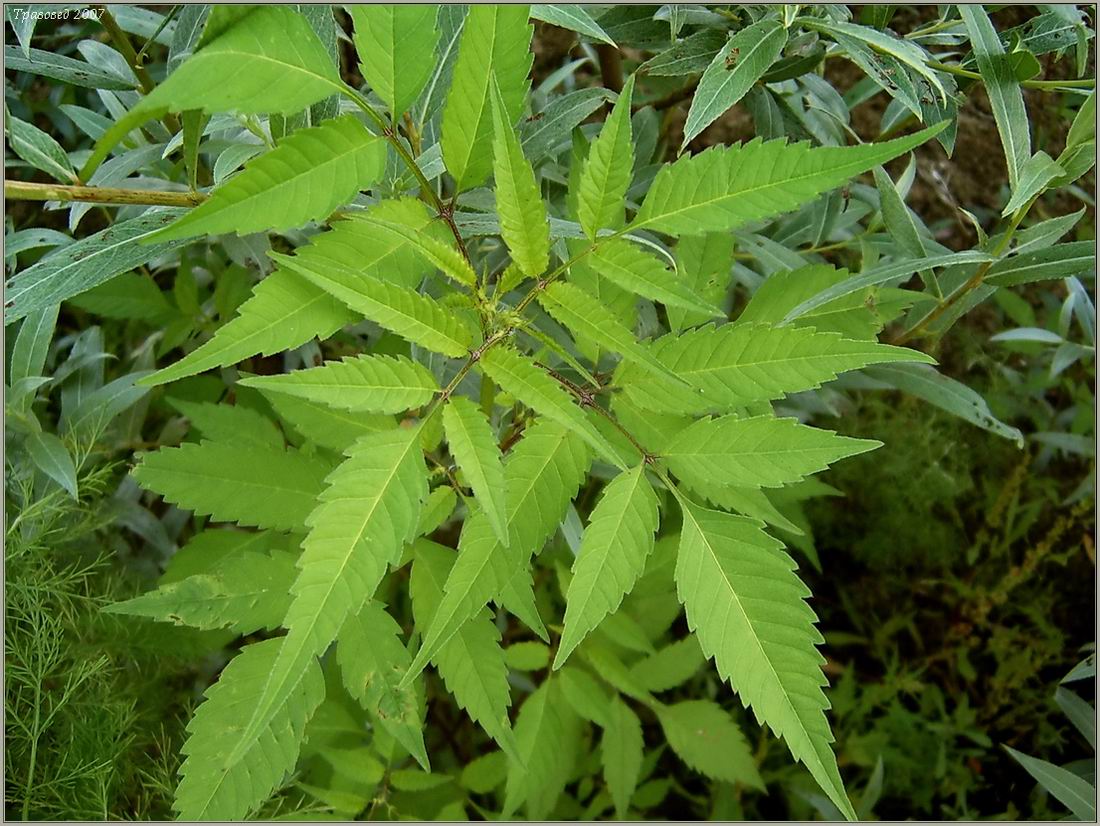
[5,180,206,207]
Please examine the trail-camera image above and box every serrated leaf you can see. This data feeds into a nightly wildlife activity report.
[25,430,78,499]
[404,421,589,685]
[411,539,521,762]
[602,696,644,819]
[239,354,438,414]
[616,322,935,414]
[675,501,855,819]
[168,399,284,449]
[480,346,623,468]
[142,268,354,387]
[105,547,296,634]
[133,441,331,532]
[443,396,509,547]
[150,116,387,241]
[173,637,325,819]
[630,637,707,693]
[269,392,394,453]
[348,5,439,118]
[667,232,734,331]
[683,19,788,149]
[353,215,479,289]
[666,415,880,490]
[631,124,945,237]
[441,5,534,191]
[337,602,430,771]
[6,210,189,323]
[589,238,722,317]
[271,251,477,358]
[656,699,763,788]
[503,677,582,818]
[82,7,343,179]
[577,76,634,238]
[491,80,550,277]
[555,464,659,669]
[538,281,682,385]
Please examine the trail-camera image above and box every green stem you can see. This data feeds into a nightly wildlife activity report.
[5,179,206,207]
[94,6,180,133]
[927,59,1095,90]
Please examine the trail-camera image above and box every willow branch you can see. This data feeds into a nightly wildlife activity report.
[5,179,206,207]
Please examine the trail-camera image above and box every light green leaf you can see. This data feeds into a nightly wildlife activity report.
[666,415,879,490]
[1002,151,1065,216]
[589,238,722,317]
[352,216,479,289]
[480,346,624,468]
[411,539,521,762]
[81,6,343,179]
[630,637,707,693]
[958,6,1031,190]
[631,124,945,236]
[271,251,477,358]
[675,501,855,819]
[6,113,77,183]
[504,640,550,671]
[657,699,764,788]
[142,268,354,387]
[503,678,582,818]
[168,400,284,449]
[239,354,438,414]
[683,19,788,149]
[443,396,509,547]
[555,465,659,669]
[577,76,635,239]
[6,210,189,323]
[403,421,589,685]
[667,232,734,331]
[491,80,550,277]
[25,430,78,499]
[602,696,644,818]
[530,5,615,46]
[441,5,534,191]
[348,5,439,118]
[150,116,387,241]
[133,441,331,532]
[616,323,934,415]
[174,637,325,819]
[1004,746,1096,822]
[337,602,430,770]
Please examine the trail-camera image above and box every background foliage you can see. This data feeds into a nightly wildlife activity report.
[4,3,1096,821]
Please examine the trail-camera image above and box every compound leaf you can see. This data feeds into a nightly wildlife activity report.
[443,396,509,547]
[601,696,644,819]
[349,5,439,119]
[589,238,722,317]
[577,76,635,238]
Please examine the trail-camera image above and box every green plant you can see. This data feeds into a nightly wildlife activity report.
[4,4,1094,821]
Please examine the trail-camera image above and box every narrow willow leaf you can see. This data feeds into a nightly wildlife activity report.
[616,322,935,414]
[239,354,438,414]
[411,539,522,762]
[631,124,945,236]
[348,5,440,119]
[666,415,880,490]
[589,238,722,317]
[151,116,387,241]
[530,5,615,46]
[863,363,1025,446]
[984,240,1095,287]
[639,28,728,77]
[958,6,1031,190]
[403,422,589,685]
[352,216,479,289]
[270,251,478,358]
[143,268,354,387]
[555,465,659,669]
[577,76,634,239]
[1004,746,1096,821]
[538,281,682,385]
[1001,150,1064,216]
[4,45,135,91]
[503,678,582,818]
[602,696,644,819]
[337,602,430,771]
[480,346,623,468]
[6,114,77,183]
[25,431,78,499]
[443,396,509,547]
[133,441,331,532]
[6,210,189,323]
[227,427,428,804]
[105,547,296,634]
[675,501,856,820]
[9,303,58,388]
[520,87,614,165]
[491,80,550,277]
[441,5,534,191]
[873,165,933,287]
[683,19,788,149]
[174,637,325,819]
[656,699,764,788]
[82,6,343,179]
